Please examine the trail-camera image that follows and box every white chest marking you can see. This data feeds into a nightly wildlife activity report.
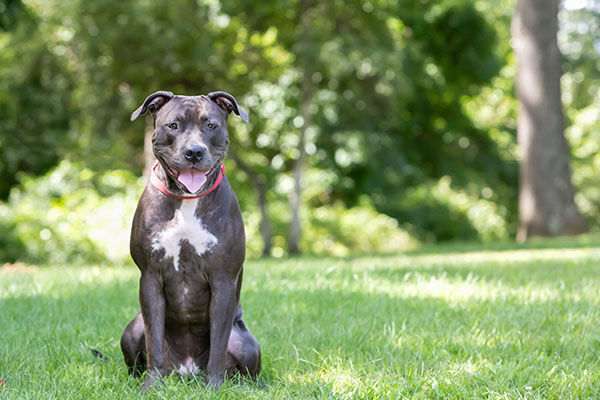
[176,357,200,376]
[151,199,218,271]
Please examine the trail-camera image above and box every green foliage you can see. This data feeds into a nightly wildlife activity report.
[225,0,516,243]
[0,0,516,245]
[397,176,508,242]
[0,218,26,262]
[0,161,415,263]
[560,3,600,229]
[0,161,143,264]
[1,0,598,249]
[48,0,278,173]
[0,1,73,198]
[569,105,600,223]
[302,199,416,256]
[416,2,501,89]
[0,0,24,31]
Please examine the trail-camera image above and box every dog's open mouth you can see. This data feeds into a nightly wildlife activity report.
[169,167,210,193]
[178,169,210,193]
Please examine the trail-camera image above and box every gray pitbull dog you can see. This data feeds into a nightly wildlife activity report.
[121,90,260,391]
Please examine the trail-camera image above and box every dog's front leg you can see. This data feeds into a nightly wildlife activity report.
[139,272,166,391]
[206,275,237,391]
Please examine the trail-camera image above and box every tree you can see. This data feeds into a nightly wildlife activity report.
[512,0,588,241]
[227,0,512,246]
[0,0,73,199]
[287,0,311,254]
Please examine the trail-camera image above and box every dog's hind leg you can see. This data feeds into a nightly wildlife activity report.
[226,307,261,380]
[121,312,147,377]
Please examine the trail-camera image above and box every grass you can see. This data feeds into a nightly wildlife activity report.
[2,238,600,399]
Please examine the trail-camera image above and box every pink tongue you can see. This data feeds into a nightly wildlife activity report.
[178,169,207,193]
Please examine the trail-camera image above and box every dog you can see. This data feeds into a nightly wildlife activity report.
[120,90,260,391]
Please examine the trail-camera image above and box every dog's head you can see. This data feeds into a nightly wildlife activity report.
[131,91,248,193]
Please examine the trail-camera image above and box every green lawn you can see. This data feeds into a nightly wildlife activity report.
[2,239,600,399]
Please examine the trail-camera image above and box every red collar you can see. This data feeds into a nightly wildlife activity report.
[150,161,225,199]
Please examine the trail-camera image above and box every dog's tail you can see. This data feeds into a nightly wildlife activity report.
[90,348,106,360]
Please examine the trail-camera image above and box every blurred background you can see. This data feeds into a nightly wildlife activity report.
[0,0,598,263]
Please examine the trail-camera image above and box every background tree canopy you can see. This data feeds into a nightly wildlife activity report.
[0,0,598,261]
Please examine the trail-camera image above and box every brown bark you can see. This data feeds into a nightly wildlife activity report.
[512,0,588,242]
[288,0,311,255]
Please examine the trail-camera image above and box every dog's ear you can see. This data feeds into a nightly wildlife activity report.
[208,91,249,123]
[130,91,174,121]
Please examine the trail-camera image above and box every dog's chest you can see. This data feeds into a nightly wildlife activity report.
[151,199,217,271]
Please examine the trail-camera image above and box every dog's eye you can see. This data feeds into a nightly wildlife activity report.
[167,123,178,130]
[207,123,216,130]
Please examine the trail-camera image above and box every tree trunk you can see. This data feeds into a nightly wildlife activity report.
[512,0,588,242]
[229,150,273,256]
[288,0,311,255]
[256,179,273,256]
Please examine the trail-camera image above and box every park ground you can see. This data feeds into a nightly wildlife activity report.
[1,237,600,399]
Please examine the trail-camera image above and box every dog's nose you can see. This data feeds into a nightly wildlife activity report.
[184,145,206,163]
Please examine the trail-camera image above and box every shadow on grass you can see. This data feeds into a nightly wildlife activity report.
[2,259,600,398]
[245,275,600,393]
[365,256,600,287]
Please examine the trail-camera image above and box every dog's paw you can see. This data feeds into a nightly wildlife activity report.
[141,370,163,392]
[255,376,265,389]
[206,372,224,391]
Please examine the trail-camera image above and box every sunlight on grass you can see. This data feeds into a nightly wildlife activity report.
[410,247,600,265]
[2,242,600,398]
[253,246,600,307]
